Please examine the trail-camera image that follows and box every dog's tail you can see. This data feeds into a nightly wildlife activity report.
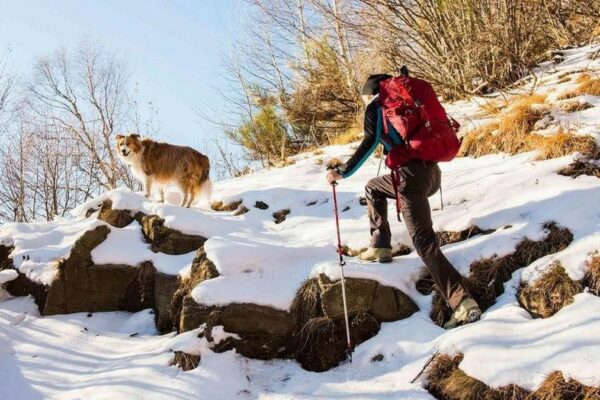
[197,168,213,208]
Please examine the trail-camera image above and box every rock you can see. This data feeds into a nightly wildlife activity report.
[170,248,220,332]
[233,205,249,216]
[254,201,269,210]
[155,272,180,333]
[273,209,290,224]
[317,274,417,322]
[1,245,49,309]
[43,226,155,315]
[318,274,378,317]
[371,284,418,322]
[97,199,134,228]
[140,214,206,255]
[179,297,295,360]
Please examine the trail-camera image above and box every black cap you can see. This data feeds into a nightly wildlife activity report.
[361,74,392,95]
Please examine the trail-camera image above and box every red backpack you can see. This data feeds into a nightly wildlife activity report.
[379,76,461,169]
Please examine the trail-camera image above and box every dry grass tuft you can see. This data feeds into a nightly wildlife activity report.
[272,208,291,224]
[480,99,507,115]
[533,371,600,400]
[171,351,201,371]
[518,261,583,319]
[461,103,597,160]
[431,222,573,323]
[295,316,346,372]
[290,279,323,327]
[460,93,552,158]
[426,353,599,400]
[559,101,594,113]
[583,253,600,296]
[211,199,243,212]
[340,245,367,257]
[557,75,600,99]
[577,76,600,96]
[557,75,571,83]
[558,147,600,179]
[534,131,598,161]
[330,128,362,145]
[437,226,495,247]
[497,94,548,133]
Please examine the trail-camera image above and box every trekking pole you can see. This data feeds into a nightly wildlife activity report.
[331,180,354,361]
[376,152,383,177]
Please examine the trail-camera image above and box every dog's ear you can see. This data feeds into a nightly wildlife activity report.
[115,134,124,140]
[130,134,140,139]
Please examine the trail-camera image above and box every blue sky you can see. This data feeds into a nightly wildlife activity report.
[0,0,236,153]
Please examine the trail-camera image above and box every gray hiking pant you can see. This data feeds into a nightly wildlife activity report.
[365,160,467,310]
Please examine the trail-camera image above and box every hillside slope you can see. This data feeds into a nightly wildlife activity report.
[1,44,600,399]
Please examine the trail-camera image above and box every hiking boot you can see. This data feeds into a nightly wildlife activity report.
[443,298,482,329]
[358,247,393,263]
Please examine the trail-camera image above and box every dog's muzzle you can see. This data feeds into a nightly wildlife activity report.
[121,149,130,157]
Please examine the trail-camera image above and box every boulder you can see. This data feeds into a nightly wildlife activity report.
[155,272,180,333]
[140,214,206,255]
[43,226,155,315]
[1,245,49,309]
[170,248,220,330]
[97,199,134,228]
[371,284,419,322]
[179,296,295,360]
[318,274,378,317]
[317,274,417,321]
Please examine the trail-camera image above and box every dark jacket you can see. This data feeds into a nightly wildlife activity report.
[338,98,381,178]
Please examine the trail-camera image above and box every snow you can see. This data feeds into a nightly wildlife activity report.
[91,221,196,276]
[0,269,18,285]
[0,43,599,398]
[0,217,102,285]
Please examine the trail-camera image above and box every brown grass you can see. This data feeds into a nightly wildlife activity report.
[437,226,495,247]
[480,99,507,115]
[330,128,362,145]
[171,351,201,371]
[534,132,598,161]
[341,245,367,257]
[426,353,598,400]
[232,205,249,216]
[432,222,573,324]
[534,371,600,400]
[273,208,290,224]
[558,148,600,179]
[518,262,583,319]
[290,279,323,327]
[583,254,600,296]
[211,199,243,212]
[557,74,600,99]
[559,101,594,113]
[577,77,600,96]
[460,94,552,158]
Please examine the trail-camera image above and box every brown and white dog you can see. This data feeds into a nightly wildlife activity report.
[115,134,212,208]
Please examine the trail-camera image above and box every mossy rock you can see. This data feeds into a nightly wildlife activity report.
[317,274,418,321]
[43,226,156,315]
[97,199,134,228]
[178,296,295,360]
[140,214,206,255]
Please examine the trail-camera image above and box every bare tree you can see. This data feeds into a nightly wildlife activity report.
[27,42,135,190]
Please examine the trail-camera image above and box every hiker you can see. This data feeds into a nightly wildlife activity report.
[326,74,481,328]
